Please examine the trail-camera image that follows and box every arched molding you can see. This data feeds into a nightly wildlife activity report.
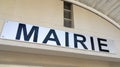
[64,0,120,29]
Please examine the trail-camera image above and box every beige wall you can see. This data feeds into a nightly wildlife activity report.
[0,51,110,67]
[0,51,119,67]
[73,5,120,55]
[0,0,120,67]
[0,0,63,27]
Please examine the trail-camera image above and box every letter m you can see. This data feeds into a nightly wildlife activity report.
[16,23,39,42]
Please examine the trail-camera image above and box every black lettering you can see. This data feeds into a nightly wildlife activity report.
[98,38,109,52]
[74,34,88,49]
[65,32,69,47]
[90,37,95,50]
[16,23,39,42]
[43,29,61,45]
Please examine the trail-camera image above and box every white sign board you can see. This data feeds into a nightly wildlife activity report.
[0,21,115,53]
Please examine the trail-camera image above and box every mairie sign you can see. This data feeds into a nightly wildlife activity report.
[0,21,115,53]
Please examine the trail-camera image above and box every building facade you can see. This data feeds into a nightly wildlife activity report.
[0,0,120,67]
